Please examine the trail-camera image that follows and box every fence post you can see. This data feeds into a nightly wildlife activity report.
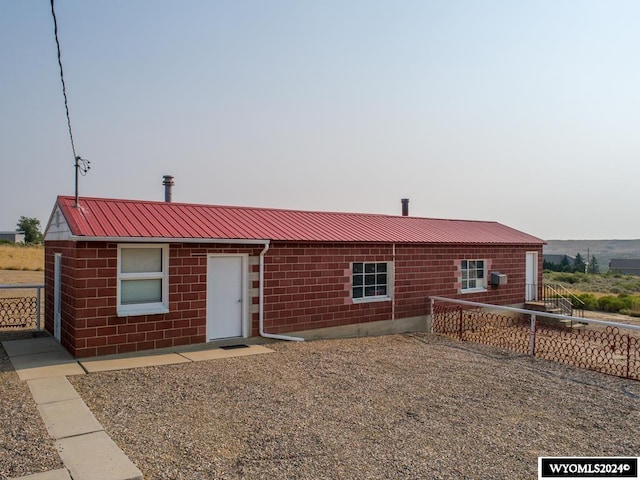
[626,334,631,380]
[458,306,463,341]
[429,297,434,334]
[529,313,536,356]
[36,286,42,332]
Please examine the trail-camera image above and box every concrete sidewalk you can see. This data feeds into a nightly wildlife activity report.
[3,336,273,480]
[3,336,274,377]
[3,337,85,381]
[3,337,142,480]
[79,343,273,372]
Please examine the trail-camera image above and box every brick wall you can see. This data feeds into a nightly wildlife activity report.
[45,239,542,358]
[262,244,393,334]
[262,242,543,335]
[44,241,78,354]
[45,242,263,358]
[393,244,543,320]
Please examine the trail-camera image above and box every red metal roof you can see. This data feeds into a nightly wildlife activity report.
[53,196,545,245]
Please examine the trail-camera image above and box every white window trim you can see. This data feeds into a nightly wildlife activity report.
[351,261,393,304]
[460,259,488,294]
[117,244,170,316]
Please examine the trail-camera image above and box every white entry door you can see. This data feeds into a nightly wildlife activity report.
[206,255,245,340]
[525,252,538,301]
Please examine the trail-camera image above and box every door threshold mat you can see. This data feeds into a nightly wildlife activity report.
[220,344,250,350]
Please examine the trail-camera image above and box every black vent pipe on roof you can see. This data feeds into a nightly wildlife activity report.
[401,198,409,216]
[163,175,174,202]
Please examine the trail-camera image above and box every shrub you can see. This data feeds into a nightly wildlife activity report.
[621,281,640,292]
[574,293,598,310]
[554,273,579,284]
[597,295,634,313]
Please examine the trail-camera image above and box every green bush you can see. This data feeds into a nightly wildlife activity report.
[554,273,579,284]
[574,293,598,310]
[597,295,634,312]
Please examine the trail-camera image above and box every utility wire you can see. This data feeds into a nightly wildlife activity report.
[50,0,77,160]
[50,0,90,207]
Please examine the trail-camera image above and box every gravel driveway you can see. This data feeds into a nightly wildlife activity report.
[66,334,640,480]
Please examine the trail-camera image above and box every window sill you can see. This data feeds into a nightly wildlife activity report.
[117,305,169,318]
[461,288,488,294]
[352,296,391,304]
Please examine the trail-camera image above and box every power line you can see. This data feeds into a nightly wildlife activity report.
[50,0,77,159]
[50,0,90,207]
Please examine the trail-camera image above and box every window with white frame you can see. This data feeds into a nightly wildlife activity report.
[352,262,390,301]
[461,259,486,292]
[117,244,169,316]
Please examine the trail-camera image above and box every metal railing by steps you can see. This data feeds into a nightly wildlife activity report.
[542,283,585,318]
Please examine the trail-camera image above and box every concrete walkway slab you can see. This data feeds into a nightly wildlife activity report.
[27,377,80,405]
[2,337,62,357]
[8,468,72,480]
[9,349,74,368]
[80,352,191,373]
[4,340,85,380]
[12,359,85,381]
[56,431,143,480]
[38,398,103,440]
[180,344,274,362]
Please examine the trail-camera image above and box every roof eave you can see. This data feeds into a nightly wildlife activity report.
[67,235,271,245]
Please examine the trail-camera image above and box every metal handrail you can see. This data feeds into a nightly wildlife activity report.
[543,283,585,318]
[550,283,586,308]
[429,295,640,332]
[0,284,45,289]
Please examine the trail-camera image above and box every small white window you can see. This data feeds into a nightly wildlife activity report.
[461,259,486,292]
[117,244,169,316]
[352,262,391,302]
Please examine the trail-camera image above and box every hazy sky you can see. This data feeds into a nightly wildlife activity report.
[1,1,639,239]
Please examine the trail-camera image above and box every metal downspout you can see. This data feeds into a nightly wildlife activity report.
[259,243,304,342]
[391,243,396,320]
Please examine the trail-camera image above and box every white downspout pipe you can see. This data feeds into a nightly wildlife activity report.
[259,242,304,342]
[391,243,396,321]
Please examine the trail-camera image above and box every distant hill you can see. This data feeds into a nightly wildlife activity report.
[544,240,640,272]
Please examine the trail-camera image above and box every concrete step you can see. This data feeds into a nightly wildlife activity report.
[524,301,548,312]
[558,319,587,329]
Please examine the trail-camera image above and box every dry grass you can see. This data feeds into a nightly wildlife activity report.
[0,270,44,299]
[0,244,44,271]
